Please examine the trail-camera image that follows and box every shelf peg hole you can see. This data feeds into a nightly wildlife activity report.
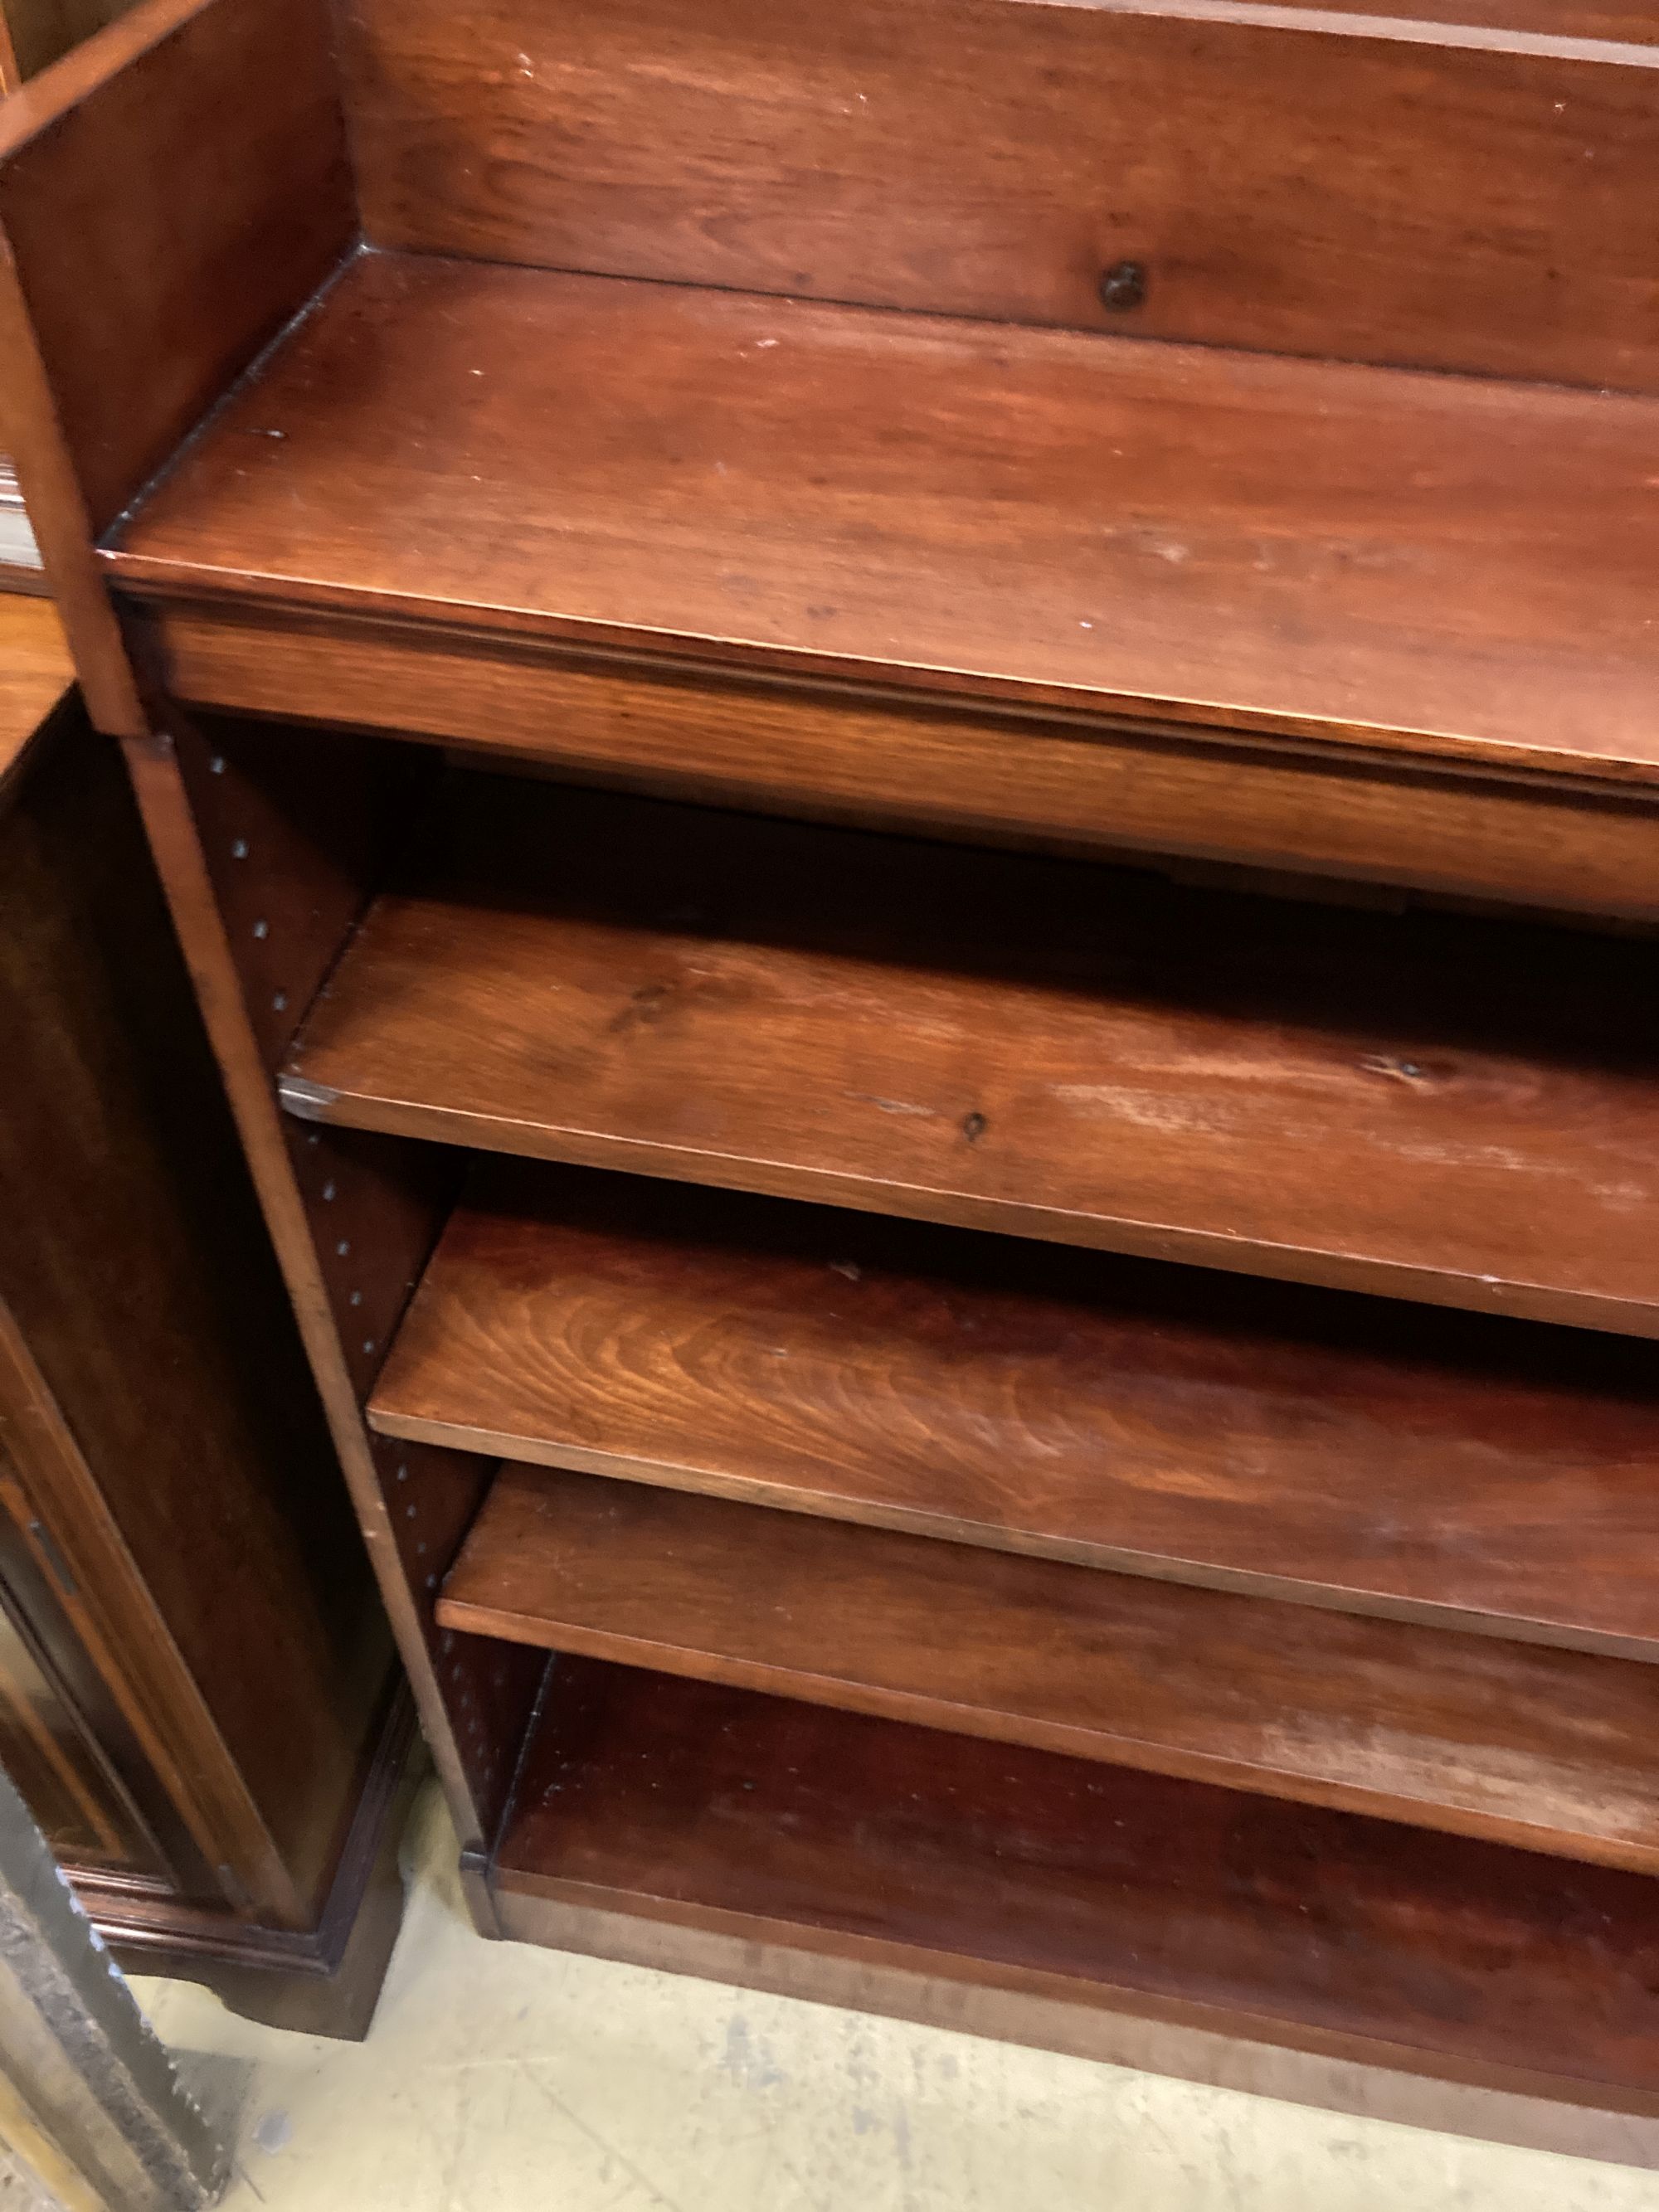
[1099,260,1147,311]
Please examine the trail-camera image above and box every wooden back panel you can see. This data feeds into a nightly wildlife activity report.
[0,0,353,538]
[339,0,1659,389]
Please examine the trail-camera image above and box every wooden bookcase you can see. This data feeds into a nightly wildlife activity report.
[0,597,415,2035]
[4,0,1659,2128]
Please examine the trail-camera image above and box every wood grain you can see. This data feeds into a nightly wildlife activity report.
[338,0,1659,389]
[139,605,1659,926]
[0,231,144,737]
[0,1416,179,1880]
[0,596,70,798]
[496,1660,1659,2107]
[444,1464,1659,1869]
[0,0,354,538]
[0,703,390,1920]
[122,707,556,1869]
[1255,0,1659,37]
[371,1161,1659,1657]
[101,252,1659,783]
[286,779,1659,1334]
[173,713,437,1074]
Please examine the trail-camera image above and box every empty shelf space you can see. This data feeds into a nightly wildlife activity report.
[372,1160,1659,1657]
[494,1660,1659,2108]
[285,778,1659,1333]
[445,1461,1659,1870]
[101,249,1659,783]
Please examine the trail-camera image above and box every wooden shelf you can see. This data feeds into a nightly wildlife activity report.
[100,249,1659,786]
[493,1659,1659,2110]
[442,1461,1659,1871]
[372,1161,1659,1658]
[13,0,1659,2118]
[285,778,1659,1334]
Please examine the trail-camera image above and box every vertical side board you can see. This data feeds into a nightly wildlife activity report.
[123,716,544,1881]
[0,0,356,730]
[0,705,407,1927]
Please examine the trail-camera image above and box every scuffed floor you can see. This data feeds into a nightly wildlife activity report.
[132,1784,1659,2211]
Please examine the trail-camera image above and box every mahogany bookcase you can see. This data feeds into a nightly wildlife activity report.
[5,0,1659,2132]
[0,596,415,2036]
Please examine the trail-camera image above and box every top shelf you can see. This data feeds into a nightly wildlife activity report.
[102,249,1659,785]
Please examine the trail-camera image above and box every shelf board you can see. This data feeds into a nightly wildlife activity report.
[444,1461,1659,1870]
[494,1659,1659,2109]
[285,778,1659,1334]
[100,248,1659,784]
[371,1160,1659,1658]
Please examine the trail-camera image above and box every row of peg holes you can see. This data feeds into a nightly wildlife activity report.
[301,1133,380,1359]
[393,1461,435,1590]
[393,1471,508,1791]
[213,775,517,1805]
[211,758,290,1018]
[209,795,374,1349]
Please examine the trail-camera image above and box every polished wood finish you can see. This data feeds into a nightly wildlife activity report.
[288,780,1659,1334]
[137,607,1659,926]
[145,713,545,1846]
[102,252,1659,782]
[0,0,353,538]
[0,671,411,2032]
[339,0,1659,391]
[0,707,387,1913]
[174,714,435,1076]
[100,1692,425,2042]
[1258,0,1659,36]
[495,1660,1659,2113]
[373,1162,1659,1658]
[8,0,1659,2116]
[444,1463,1659,1870]
[0,1468,169,1879]
[0,253,142,736]
[0,598,70,792]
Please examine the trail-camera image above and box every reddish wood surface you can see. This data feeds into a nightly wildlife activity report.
[12,0,1659,2093]
[139,607,1659,926]
[173,714,436,1074]
[125,712,542,1857]
[339,0,1659,389]
[0,596,71,795]
[0,705,392,1920]
[102,252,1659,783]
[372,1162,1659,1657]
[444,1463,1659,1869]
[286,780,1659,1334]
[0,0,354,538]
[0,1418,177,1879]
[1255,0,1659,35]
[496,1660,1659,2107]
[0,250,144,737]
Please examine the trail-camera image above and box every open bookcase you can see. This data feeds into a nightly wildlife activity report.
[6,0,1659,2133]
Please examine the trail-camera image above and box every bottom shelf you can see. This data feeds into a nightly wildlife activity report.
[492,1660,1659,2113]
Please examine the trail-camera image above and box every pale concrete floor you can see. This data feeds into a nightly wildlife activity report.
[132,1782,1659,2212]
